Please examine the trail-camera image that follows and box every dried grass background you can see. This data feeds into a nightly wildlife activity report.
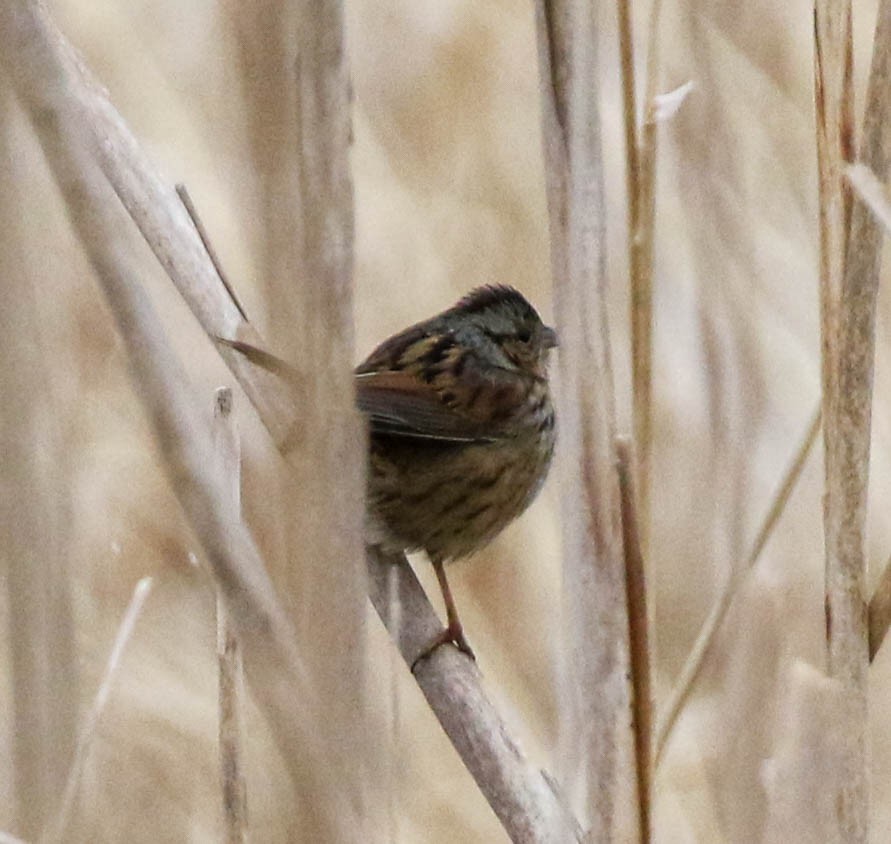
[2,0,891,841]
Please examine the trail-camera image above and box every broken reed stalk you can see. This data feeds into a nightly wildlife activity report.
[213,389,248,844]
[616,439,652,843]
[534,0,636,836]
[817,0,891,837]
[0,2,584,839]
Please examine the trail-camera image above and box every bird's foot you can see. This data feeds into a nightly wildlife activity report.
[411,623,476,671]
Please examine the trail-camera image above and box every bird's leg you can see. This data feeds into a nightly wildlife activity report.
[432,558,475,657]
[411,558,476,670]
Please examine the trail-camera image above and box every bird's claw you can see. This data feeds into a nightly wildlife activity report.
[411,623,476,672]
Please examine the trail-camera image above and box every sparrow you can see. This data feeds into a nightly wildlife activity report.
[356,285,556,664]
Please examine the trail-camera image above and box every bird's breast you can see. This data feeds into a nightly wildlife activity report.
[366,393,555,562]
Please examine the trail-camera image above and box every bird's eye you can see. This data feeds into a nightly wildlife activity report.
[516,327,532,344]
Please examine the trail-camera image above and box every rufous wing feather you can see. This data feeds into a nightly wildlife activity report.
[355,370,499,443]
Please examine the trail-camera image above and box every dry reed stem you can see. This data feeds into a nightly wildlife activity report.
[814,6,853,660]
[224,2,370,820]
[616,439,652,843]
[813,0,853,661]
[617,0,647,543]
[0,80,77,839]
[0,2,584,835]
[213,389,248,844]
[226,7,368,793]
[625,0,663,553]
[618,0,640,245]
[534,0,636,835]
[819,0,891,836]
[42,578,154,844]
[367,548,585,844]
[846,161,891,659]
[282,4,370,803]
[655,403,822,765]
[814,6,853,620]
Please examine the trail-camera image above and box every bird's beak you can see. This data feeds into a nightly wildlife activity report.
[542,325,558,349]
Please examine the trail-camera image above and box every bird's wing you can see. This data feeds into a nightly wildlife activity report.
[355,369,502,443]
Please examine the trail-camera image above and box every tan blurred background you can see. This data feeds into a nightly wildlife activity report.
[2,0,891,841]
